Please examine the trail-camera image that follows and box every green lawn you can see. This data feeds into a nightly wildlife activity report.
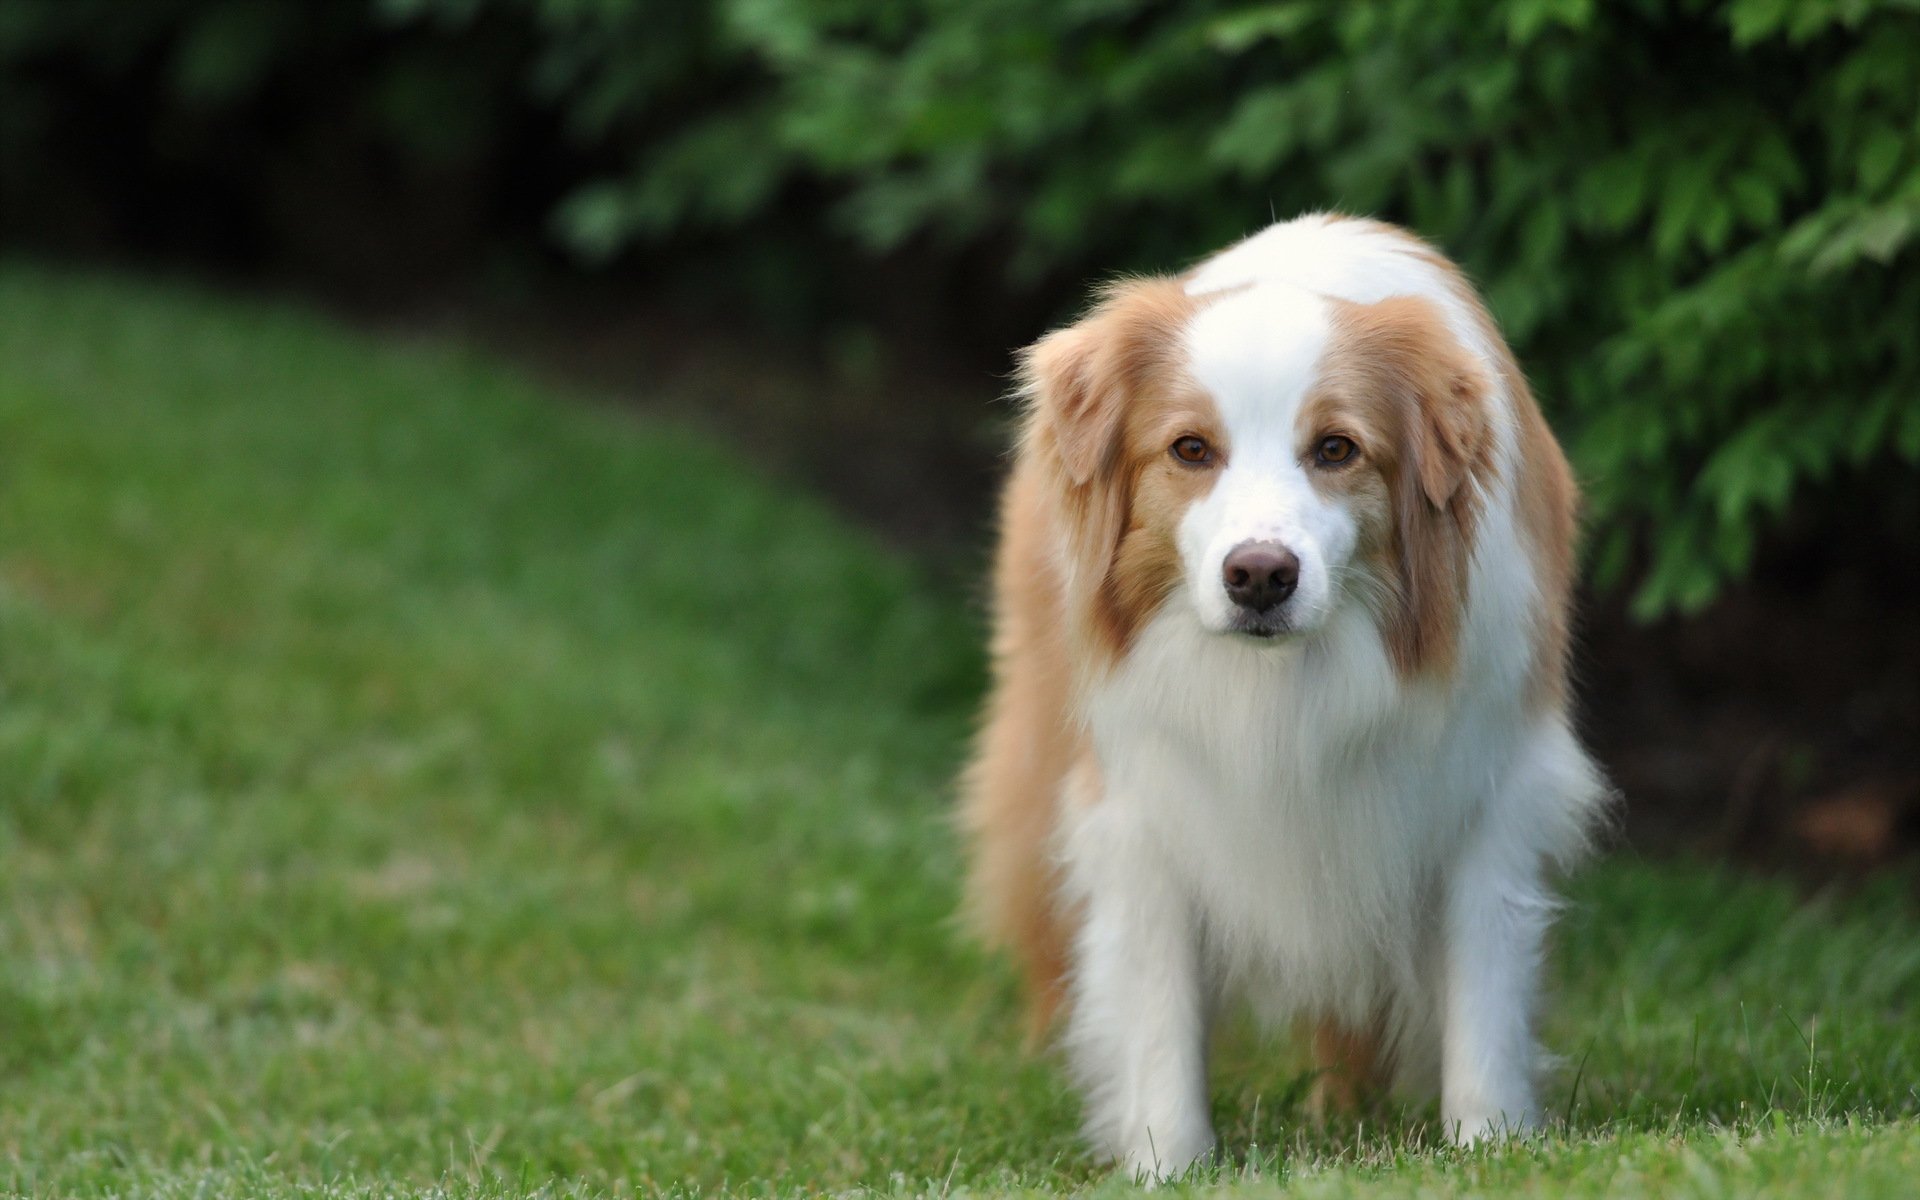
[0,266,1915,1198]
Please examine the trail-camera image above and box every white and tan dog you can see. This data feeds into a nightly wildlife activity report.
[961,213,1610,1179]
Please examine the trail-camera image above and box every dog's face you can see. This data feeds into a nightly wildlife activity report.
[1174,285,1364,641]
[1025,277,1491,675]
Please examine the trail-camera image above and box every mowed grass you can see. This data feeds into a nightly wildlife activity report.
[0,266,1915,1198]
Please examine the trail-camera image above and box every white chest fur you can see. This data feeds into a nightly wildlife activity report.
[1079,600,1511,1021]
[1057,555,1602,1178]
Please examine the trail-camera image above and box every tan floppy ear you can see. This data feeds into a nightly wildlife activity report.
[1412,358,1492,510]
[1020,320,1123,486]
[1334,293,1493,680]
[1019,276,1193,487]
[1353,294,1492,511]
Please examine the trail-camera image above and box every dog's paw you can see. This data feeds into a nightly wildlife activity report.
[1119,1125,1218,1186]
[1445,1106,1538,1147]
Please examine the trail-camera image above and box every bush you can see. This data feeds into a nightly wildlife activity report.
[6,0,1918,614]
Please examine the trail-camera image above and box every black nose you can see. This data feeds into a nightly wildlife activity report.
[1222,541,1300,611]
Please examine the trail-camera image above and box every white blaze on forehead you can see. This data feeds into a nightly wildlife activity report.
[1176,282,1354,635]
[1182,282,1332,451]
[1186,212,1501,374]
[1187,213,1419,304]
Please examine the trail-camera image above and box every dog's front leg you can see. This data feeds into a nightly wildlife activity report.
[1439,827,1549,1144]
[1060,797,1215,1182]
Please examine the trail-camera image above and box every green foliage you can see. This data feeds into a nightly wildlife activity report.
[5,0,1919,613]
[473,0,1920,616]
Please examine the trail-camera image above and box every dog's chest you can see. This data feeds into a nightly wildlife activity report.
[1087,611,1468,998]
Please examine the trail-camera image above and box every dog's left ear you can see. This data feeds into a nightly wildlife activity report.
[1339,294,1493,679]
[1412,355,1491,511]
[1349,294,1491,511]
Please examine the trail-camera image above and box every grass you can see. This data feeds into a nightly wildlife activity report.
[0,265,1915,1198]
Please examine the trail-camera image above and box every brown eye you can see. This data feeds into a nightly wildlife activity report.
[1314,435,1357,466]
[1170,435,1213,465]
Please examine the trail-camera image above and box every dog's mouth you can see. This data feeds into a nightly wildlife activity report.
[1227,610,1294,640]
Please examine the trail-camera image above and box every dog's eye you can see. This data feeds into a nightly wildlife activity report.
[1170,436,1213,465]
[1314,435,1358,466]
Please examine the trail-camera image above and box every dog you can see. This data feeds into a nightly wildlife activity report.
[960,213,1610,1179]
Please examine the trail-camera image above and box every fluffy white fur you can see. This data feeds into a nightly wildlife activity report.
[1040,216,1608,1178]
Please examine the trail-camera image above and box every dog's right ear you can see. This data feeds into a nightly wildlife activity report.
[1019,277,1191,486]
[1020,320,1124,487]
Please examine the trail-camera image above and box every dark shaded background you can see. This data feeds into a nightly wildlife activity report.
[5,0,1916,870]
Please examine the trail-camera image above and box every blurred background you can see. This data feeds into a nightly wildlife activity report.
[5,0,1918,871]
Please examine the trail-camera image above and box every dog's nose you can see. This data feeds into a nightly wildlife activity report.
[1222,541,1300,611]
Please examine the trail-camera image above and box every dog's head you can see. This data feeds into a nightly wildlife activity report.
[1021,276,1492,677]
